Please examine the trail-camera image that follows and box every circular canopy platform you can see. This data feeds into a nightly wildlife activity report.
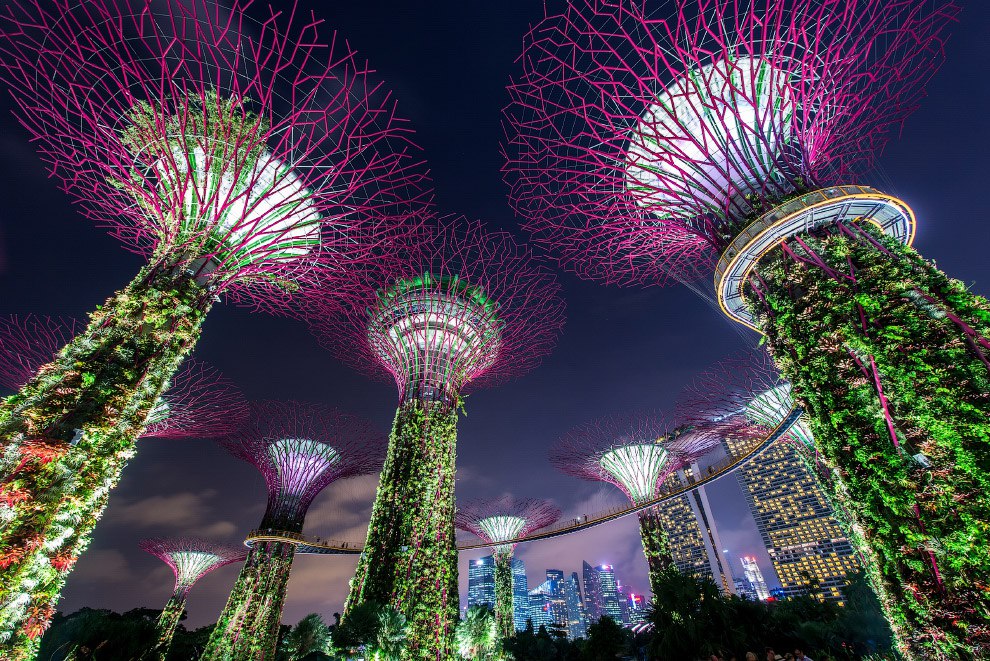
[715,185,915,332]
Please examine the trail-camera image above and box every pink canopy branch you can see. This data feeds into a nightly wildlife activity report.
[677,349,815,449]
[141,360,248,440]
[549,411,738,504]
[218,400,386,531]
[0,0,430,314]
[140,537,247,597]
[308,216,565,403]
[456,496,561,550]
[503,0,957,286]
[0,315,83,391]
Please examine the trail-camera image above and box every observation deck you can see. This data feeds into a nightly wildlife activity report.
[715,185,915,332]
[244,407,804,555]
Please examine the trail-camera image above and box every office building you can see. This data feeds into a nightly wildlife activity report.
[582,561,622,624]
[467,554,529,631]
[656,463,734,593]
[741,555,771,600]
[724,437,860,602]
[564,571,588,639]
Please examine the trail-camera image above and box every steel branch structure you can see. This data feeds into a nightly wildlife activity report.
[504,0,953,289]
[312,217,565,660]
[551,411,747,595]
[503,2,990,655]
[0,2,424,653]
[140,537,246,661]
[206,400,385,659]
[456,496,560,637]
[1,0,428,305]
[0,316,82,392]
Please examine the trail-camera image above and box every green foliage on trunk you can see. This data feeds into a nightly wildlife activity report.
[637,507,674,598]
[492,553,514,640]
[747,221,990,659]
[344,399,459,660]
[201,541,296,660]
[0,261,210,658]
[151,592,187,661]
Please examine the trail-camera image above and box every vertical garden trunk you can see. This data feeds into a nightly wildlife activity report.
[492,552,514,639]
[747,221,990,659]
[0,259,211,658]
[637,507,674,598]
[344,398,459,661]
[152,591,188,661]
[201,541,296,660]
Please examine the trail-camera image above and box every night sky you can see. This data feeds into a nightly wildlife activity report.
[1,0,988,630]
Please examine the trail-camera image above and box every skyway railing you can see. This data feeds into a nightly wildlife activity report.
[244,407,803,555]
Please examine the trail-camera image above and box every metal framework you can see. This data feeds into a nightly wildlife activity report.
[244,404,803,555]
[678,349,814,448]
[503,0,957,288]
[0,316,82,392]
[313,217,566,402]
[140,537,246,599]
[0,0,428,311]
[456,496,560,554]
[219,400,386,532]
[550,412,747,504]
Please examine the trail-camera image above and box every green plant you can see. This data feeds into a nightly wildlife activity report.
[747,220,990,658]
[343,400,459,659]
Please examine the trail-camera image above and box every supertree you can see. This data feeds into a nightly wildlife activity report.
[503,1,989,655]
[455,496,560,638]
[0,0,425,651]
[309,218,565,660]
[549,412,744,597]
[204,400,385,660]
[140,537,247,661]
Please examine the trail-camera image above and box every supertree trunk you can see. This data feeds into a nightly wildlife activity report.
[492,552,514,640]
[637,507,674,598]
[201,541,296,661]
[152,591,188,661]
[0,258,211,657]
[344,398,459,661]
[747,221,990,659]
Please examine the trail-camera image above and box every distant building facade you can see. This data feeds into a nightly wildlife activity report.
[724,437,860,603]
[564,571,588,639]
[529,570,568,633]
[741,555,771,600]
[582,561,622,624]
[656,464,734,593]
[467,554,529,631]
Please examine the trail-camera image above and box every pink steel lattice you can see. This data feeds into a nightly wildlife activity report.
[309,217,565,403]
[218,400,386,531]
[0,0,429,313]
[0,315,82,391]
[455,496,560,550]
[550,411,752,504]
[503,0,957,286]
[141,360,248,440]
[678,349,814,448]
[140,537,246,597]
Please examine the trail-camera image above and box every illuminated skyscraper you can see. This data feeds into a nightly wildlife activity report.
[741,556,771,601]
[564,572,588,639]
[529,570,568,633]
[724,438,859,602]
[582,561,622,623]
[655,464,734,593]
[467,554,528,630]
[512,558,529,632]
